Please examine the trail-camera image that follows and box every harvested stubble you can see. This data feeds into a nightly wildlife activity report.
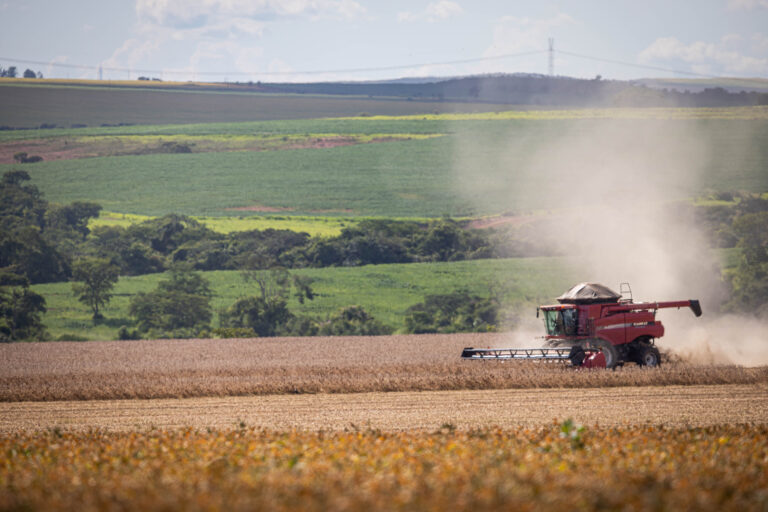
[1,425,767,511]
[2,385,765,432]
[1,334,766,402]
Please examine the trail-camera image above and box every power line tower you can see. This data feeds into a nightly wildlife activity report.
[548,38,554,76]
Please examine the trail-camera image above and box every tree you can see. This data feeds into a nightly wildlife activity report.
[726,211,768,315]
[44,201,103,264]
[404,289,499,334]
[23,69,36,79]
[221,268,315,337]
[0,274,47,341]
[243,267,315,305]
[71,258,119,321]
[0,171,69,283]
[129,266,212,335]
[318,305,391,336]
[6,66,17,78]
[1,170,47,227]
[219,296,293,337]
[46,201,102,241]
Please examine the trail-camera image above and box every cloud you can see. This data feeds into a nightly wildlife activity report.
[398,1,463,23]
[639,35,768,75]
[102,0,366,81]
[102,36,165,76]
[484,12,575,55]
[727,0,768,9]
[136,0,365,27]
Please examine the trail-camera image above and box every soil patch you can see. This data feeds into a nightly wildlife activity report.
[225,205,296,213]
[468,215,533,229]
[0,135,415,164]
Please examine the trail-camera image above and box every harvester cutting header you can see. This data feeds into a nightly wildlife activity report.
[462,283,702,368]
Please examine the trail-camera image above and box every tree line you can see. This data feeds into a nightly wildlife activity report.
[0,66,43,79]
[0,171,533,285]
[116,264,500,341]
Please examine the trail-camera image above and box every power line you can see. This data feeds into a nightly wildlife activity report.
[556,49,768,85]
[2,48,765,83]
[548,38,554,76]
[555,49,717,78]
[0,50,546,77]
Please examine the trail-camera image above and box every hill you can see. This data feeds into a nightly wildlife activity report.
[3,74,768,130]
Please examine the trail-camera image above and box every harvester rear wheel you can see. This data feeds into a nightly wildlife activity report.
[637,344,661,368]
[592,339,620,369]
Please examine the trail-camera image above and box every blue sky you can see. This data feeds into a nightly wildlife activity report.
[1,0,767,82]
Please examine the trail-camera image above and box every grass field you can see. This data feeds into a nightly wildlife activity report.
[33,257,576,341]
[7,116,768,217]
[1,419,767,511]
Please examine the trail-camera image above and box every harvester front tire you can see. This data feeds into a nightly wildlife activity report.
[568,346,586,367]
[637,345,661,368]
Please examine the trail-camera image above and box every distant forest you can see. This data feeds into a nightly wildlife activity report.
[258,75,768,108]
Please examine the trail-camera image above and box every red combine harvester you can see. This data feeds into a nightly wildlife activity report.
[461,283,702,368]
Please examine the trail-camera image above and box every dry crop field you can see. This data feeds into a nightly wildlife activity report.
[2,425,767,511]
[1,334,766,402]
[2,333,768,510]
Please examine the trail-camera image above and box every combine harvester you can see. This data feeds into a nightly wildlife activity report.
[461,283,702,369]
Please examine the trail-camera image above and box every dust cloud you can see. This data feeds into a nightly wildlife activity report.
[454,114,768,365]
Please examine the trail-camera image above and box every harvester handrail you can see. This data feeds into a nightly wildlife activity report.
[604,299,702,317]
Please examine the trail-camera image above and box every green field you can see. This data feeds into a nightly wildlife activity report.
[7,116,768,218]
[33,257,576,341]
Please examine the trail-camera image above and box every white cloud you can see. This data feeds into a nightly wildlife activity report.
[639,35,768,75]
[136,0,365,26]
[727,0,768,9]
[101,0,367,81]
[752,33,768,53]
[484,12,575,55]
[103,36,164,76]
[398,1,463,23]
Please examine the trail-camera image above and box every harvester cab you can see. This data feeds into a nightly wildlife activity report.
[462,282,702,369]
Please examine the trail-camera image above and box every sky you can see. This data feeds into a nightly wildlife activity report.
[1,0,767,83]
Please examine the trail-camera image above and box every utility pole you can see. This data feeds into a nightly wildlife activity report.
[548,38,554,76]
[98,65,103,81]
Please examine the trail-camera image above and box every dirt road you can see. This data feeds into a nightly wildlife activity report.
[2,384,765,432]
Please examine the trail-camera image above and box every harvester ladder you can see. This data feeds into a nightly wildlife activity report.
[620,282,633,303]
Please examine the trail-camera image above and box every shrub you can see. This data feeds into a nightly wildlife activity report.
[219,296,293,337]
[211,327,258,339]
[129,267,212,335]
[318,305,392,336]
[404,289,499,334]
